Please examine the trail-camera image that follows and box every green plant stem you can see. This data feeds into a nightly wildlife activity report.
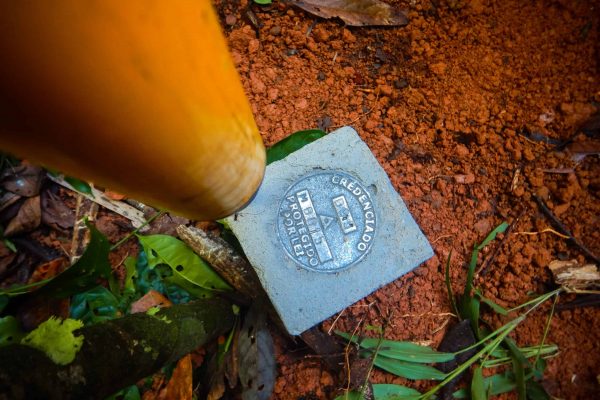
[534,293,559,367]
[359,332,385,399]
[445,250,459,318]
[506,289,561,314]
[420,316,525,399]
[110,210,165,251]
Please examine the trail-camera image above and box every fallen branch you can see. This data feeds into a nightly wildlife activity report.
[0,299,234,400]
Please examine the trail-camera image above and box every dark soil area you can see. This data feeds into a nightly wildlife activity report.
[218,0,600,398]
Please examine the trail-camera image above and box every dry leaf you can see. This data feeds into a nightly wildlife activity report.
[4,195,41,236]
[548,259,600,291]
[292,0,408,27]
[130,290,173,313]
[104,190,126,201]
[28,258,69,283]
[1,164,45,197]
[0,192,21,213]
[41,190,75,231]
[163,355,193,400]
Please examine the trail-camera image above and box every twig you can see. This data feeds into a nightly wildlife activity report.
[478,211,524,276]
[176,225,264,301]
[48,174,148,230]
[533,195,600,264]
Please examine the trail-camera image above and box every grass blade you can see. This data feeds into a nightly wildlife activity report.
[373,383,421,399]
[337,331,455,363]
[471,366,486,400]
[453,372,516,398]
[373,354,447,380]
[445,250,459,318]
[474,288,508,315]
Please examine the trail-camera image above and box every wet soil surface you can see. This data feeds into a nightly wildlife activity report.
[218,0,600,398]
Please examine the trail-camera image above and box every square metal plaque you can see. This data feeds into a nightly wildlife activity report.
[226,127,433,335]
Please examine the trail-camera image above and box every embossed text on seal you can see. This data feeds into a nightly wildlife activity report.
[277,171,377,273]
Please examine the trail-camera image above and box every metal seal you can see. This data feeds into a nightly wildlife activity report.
[277,171,377,273]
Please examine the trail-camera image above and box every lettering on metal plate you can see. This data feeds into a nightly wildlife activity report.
[277,171,377,273]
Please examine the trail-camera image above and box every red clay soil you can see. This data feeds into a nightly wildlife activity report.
[217,0,600,398]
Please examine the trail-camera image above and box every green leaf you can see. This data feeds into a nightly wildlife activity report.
[337,331,455,363]
[471,366,486,400]
[266,129,326,165]
[506,338,527,400]
[0,295,7,313]
[253,0,273,4]
[373,383,421,399]
[3,238,16,253]
[464,221,508,297]
[70,286,120,325]
[163,273,213,299]
[0,316,24,346]
[445,250,459,318]
[21,317,84,365]
[526,380,550,400]
[40,223,112,298]
[106,385,141,400]
[123,256,138,296]
[137,234,230,291]
[474,288,508,315]
[374,355,447,380]
[454,372,516,398]
[476,222,509,251]
[458,295,480,338]
[65,176,93,195]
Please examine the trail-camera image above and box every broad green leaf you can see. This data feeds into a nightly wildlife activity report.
[3,238,16,252]
[474,288,508,315]
[254,0,273,4]
[65,176,93,195]
[21,317,84,365]
[164,274,213,299]
[266,129,326,165]
[454,372,516,398]
[334,384,421,400]
[333,392,361,400]
[337,331,455,363]
[70,286,120,325]
[373,383,421,399]
[526,380,550,400]
[137,234,230,291]
[374,355,447,380]
[471,366,486,400]
[40,223,112,298]
[0,316,24,346]
[133,252,196,305]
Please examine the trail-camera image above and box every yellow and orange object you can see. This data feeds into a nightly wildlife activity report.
[0,1,265,220]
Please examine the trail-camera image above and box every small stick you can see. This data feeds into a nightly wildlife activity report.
[176,225,264,301]
[478,211,524,277]
[533,195,600,264]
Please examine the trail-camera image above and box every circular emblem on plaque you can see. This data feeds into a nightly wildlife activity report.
[277,171,377,273]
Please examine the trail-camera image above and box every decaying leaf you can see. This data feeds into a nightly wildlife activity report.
[548,259,600,291]
[292,0,408,27]
[4,195,41,236]
[130,289,173,314]
[238,303,276,400]
[567,140,600,163]
[41,190,75,231]
[0,192,21,213]
[1,164,45,197]
[163,354,193,400]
